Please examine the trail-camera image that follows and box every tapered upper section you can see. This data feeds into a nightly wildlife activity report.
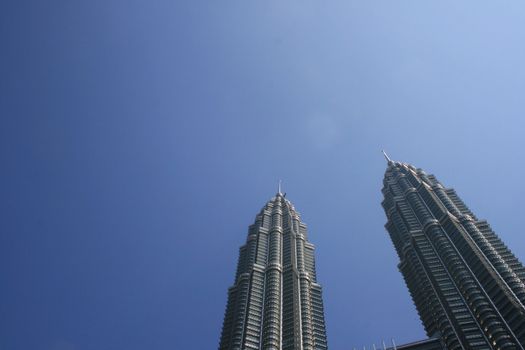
[219,192,328,350]
[382,159,525,350]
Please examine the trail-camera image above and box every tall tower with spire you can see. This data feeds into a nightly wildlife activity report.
[381,155,525,350]
[218,189,328,350]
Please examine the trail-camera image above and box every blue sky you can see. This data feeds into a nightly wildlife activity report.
[2,1,525,349]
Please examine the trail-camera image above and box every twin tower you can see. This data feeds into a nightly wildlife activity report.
[218,158,525,350]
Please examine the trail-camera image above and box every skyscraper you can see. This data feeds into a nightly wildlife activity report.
[219,190,328,350]
[381,155,525,350]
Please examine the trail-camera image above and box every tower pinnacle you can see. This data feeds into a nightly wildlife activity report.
[382,150,392,163]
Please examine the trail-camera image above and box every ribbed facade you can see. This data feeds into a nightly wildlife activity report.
[382,159,525,350]
[219,192,328,350]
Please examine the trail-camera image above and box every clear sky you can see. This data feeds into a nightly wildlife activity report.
[2,1,525,350]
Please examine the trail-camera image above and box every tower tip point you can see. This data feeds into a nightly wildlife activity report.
[382,150,392,163]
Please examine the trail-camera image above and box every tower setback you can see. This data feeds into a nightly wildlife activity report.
[382,158,525,349]
[219,191,328,350]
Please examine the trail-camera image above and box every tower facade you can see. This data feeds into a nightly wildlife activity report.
[219,191,327,350]
[381,158,525,350]
[219,191,328,350]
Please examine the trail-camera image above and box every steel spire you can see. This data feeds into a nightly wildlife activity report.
[382,150,392,163]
